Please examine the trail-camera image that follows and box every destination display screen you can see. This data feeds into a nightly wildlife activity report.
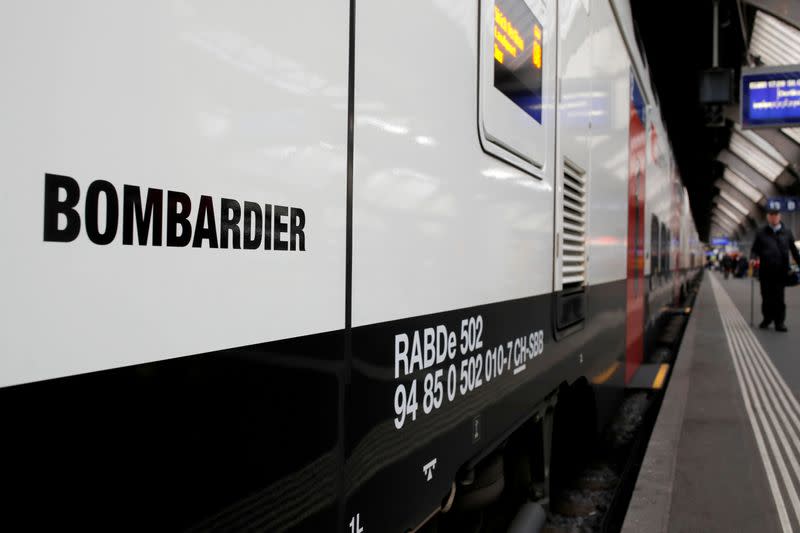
[493,0,543,123]
[742,66,800,128]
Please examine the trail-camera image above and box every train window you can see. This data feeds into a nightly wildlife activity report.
[664,227,672,272]
[493,0,544,123]
[659,223,668,273]
[651,214,660,274]
[478,0,551,177]
[633,19,648,69]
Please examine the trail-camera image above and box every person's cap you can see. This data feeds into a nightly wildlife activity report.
[767,207,780,215]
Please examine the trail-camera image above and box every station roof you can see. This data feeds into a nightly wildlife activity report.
[631,0,800,242]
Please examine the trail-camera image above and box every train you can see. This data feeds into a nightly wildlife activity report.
[0,0,703,531]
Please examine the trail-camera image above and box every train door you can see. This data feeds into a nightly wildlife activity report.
[346,0,559,531]
[625,71,646,383]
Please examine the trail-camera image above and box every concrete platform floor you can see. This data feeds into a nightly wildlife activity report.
[622,272,800,533]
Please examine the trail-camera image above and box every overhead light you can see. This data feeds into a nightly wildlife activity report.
[733,124,789,166]
[712,228,736,240]
[783,127,800,145]
[711,212,738,231]
[712,211,736,225]
[729,131,785,181]
[712,223,734,234]
[723,168,763,203]
[715,203,744,224]
[714,199,744,222]
[749,10,800,68]
[712,215,737,232]
[719,190,751,215]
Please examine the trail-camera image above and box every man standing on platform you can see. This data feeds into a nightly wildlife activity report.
[721,253,733,279]
[751,208,800,332]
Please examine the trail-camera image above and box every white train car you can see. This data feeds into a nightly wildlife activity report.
[0,1,702,531]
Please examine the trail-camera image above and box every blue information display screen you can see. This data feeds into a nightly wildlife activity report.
[742,66,800,128]
[493,0,544,123]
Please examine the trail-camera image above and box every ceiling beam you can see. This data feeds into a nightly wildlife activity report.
[715,167,765,205]
[711,220,736,235]
[718,149,782,197]
[717,189,755,216]
[753,128,800,180]
[714,194,760,230]
[714,196,748,222]
[715,180,762,217]
[712,222,739,241]
[712,212,738,230]
[711,223,737,238]
[745,0,800,36]
[723,107,800,180]
[711,224,736,236]
[713,205,743,228]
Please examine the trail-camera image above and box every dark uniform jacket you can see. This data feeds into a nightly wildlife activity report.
[751,224,800,277]
[721,255,733,270]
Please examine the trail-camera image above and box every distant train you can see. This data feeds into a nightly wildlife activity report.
[0,0,703,531]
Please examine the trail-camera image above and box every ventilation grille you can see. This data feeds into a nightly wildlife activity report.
[562,164,587,288]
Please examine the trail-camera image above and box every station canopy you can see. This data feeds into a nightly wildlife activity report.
[632,0,800,242]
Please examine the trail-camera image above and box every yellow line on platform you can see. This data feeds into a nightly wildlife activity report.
[652,363,670,389]
[591,362,620,384]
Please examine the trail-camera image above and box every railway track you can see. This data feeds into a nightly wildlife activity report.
[543,282,699,533]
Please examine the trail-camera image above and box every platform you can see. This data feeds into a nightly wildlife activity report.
[622,272,800,533]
